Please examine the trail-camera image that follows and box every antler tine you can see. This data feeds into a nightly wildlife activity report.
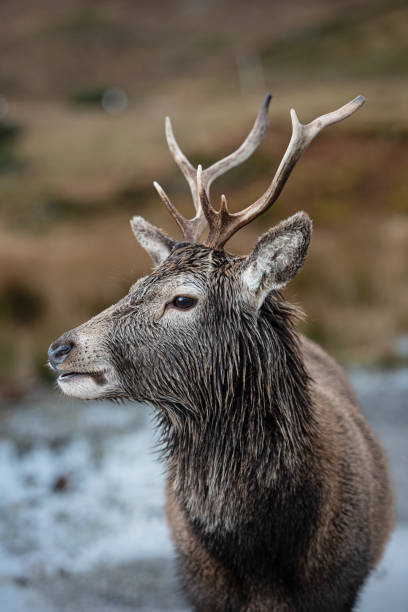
[197,165,231,239]
[153,181,196,242]
[204,96,366,249]
[165,116,202,217]
[162,94,272,242]
[203,93,272,190]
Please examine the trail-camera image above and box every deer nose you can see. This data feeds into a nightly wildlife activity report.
[48,340,74,367]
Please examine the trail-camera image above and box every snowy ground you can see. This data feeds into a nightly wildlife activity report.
[0,368,407,611]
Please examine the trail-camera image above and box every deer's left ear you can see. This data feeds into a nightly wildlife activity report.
[239,212,312,305]
[130,216,177,267]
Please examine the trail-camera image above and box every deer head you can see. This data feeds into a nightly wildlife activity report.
[48,95,364,408]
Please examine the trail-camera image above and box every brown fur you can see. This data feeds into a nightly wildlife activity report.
[48,159,393,611]
[49,238,393,611]
[162,332,393,612]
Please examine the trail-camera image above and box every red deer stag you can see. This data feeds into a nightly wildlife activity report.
[48,95,393,611]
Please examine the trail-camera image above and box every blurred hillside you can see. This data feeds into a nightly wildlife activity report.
[0,0,407,398]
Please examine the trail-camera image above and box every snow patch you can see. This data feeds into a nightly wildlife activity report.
[0,398,172,579]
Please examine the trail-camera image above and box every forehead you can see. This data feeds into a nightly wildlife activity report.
[130,244,237,296]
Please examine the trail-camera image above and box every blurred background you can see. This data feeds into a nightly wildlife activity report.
[0,1,407,610]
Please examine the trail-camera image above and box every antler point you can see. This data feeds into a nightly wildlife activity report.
[220,194,229,214]
[290,108,301,129]
[263,93,273,109]
[352,95,366,107]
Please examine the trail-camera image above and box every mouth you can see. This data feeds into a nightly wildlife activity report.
[58,370,107,385]
[49,362,113,400]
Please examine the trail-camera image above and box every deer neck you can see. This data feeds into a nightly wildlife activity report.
[162,298,315,535]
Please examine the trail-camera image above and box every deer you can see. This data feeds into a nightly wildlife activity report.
[48,94,393,612]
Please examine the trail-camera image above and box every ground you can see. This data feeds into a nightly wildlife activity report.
[0,367,407,611]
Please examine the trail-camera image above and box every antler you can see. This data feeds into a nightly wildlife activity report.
[153,93,272,243]
[201,96,366,249]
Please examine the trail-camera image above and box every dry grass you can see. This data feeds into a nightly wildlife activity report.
[0,0,407,397]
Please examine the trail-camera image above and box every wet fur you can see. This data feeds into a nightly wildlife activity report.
[52,242,393,611]
[160,281,392,611]
[112,246,393,611]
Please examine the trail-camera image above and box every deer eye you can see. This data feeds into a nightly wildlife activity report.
[172,296,197,310]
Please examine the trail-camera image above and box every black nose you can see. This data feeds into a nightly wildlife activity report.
[48,340,74,367]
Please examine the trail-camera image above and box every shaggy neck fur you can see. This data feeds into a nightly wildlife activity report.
[157,296,318,564]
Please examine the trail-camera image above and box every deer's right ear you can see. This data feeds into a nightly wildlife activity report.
[130,216,177,267]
